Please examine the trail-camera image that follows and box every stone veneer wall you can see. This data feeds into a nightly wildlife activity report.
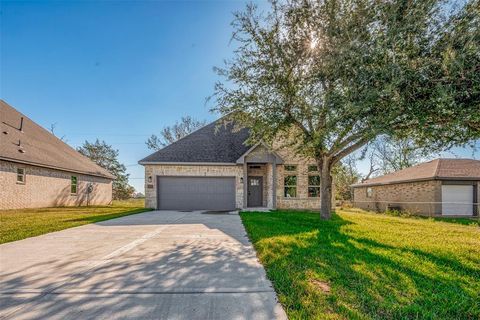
[266,163,274,208]
[275,163,321,210]
[144,164,243,209]
[0,160,112,210]
[143,142,341,211]
[353,180,442,216]
[245,143,323,210]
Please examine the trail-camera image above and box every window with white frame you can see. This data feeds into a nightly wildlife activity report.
[16,168,25,184]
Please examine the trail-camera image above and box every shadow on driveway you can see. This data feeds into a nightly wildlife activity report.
[0,211,286,319]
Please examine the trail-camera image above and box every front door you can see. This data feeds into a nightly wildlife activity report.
[247,176,263,207]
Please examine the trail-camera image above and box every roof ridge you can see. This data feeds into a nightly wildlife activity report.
[144,117,215,155]
[352,157,480,187]
[138,116,251,164]
[139,114,243,163]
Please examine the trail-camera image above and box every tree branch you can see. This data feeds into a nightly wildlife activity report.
[331,137,370,165]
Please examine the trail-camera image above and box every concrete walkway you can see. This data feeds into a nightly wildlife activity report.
[0,211,286,320]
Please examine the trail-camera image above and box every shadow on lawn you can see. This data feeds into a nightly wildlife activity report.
[241,211,479,319]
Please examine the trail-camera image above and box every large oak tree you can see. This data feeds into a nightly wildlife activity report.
[212,0,480,219]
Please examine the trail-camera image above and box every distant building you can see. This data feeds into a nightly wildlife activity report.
[351,159,480,217]
[0,100,114,210]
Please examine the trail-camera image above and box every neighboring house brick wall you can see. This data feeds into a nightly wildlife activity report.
[353,180,441,215]
[144,164,243,209]
[0,160,112,210]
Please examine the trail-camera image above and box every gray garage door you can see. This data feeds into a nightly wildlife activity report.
[157,176,236,210]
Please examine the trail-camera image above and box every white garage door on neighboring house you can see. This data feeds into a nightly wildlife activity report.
[441,185,474,216]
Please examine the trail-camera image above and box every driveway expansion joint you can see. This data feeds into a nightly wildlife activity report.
[0,210,287,319]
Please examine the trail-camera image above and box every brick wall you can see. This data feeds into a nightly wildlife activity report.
[353,180,441,215]
[276,162,321,210]
[0,160,112,210]
[142,142,338,211]
[245,143,323,210]
[144,164,243,209]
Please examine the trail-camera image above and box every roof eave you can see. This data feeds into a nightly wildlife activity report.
[351,175,480,188]
[138,161,237,166]
[0,157,115,180]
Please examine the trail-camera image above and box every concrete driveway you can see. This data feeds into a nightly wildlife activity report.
[0,210,286,320]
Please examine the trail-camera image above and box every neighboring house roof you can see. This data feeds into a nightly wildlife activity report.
[352,158,480,187]
[139,118,251,164]
[0,100,114,179]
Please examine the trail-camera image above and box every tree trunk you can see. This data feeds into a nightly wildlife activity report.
[319,158,333,220]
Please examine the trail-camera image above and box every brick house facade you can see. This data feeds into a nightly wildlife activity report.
[352,159,480,217]
[0,100,114,210]
[140,119,328,211]
[0,160,112,209]
[142,144,325,211]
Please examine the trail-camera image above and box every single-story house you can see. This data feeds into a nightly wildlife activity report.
[139,118,329,211]
[0,100,114,210]
[351,158,480,217]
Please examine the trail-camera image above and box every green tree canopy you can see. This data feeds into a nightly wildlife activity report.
[77,140,134,200]
[212,0,480,219]
[146,116,206,151]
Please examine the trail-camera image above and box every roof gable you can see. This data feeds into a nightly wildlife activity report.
[236,142,284,164]
[0,100,114,179]
[436,158,480,179]
[353,158,480,187]
[139,119,251,164]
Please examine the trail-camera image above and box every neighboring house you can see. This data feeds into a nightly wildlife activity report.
[0,100,114,209]
[139,118,327,211]
[351,159,480,217]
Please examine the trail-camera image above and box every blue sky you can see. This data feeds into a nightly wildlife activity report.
[1,0,477,193]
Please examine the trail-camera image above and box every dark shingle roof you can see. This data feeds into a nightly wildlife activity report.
[0,100,114,179]
[139,119,251,164]
[352,158,480,187]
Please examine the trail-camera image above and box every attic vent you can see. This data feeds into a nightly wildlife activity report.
[249,165,261,169]
[2,131,8,135]
[18,149,25,153]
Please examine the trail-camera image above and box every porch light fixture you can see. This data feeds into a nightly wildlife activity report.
[147,176,153,183]
[240,177,244,183]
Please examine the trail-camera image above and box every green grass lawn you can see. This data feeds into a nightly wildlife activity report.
[0,199,151,244]
[240,208,480,319]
